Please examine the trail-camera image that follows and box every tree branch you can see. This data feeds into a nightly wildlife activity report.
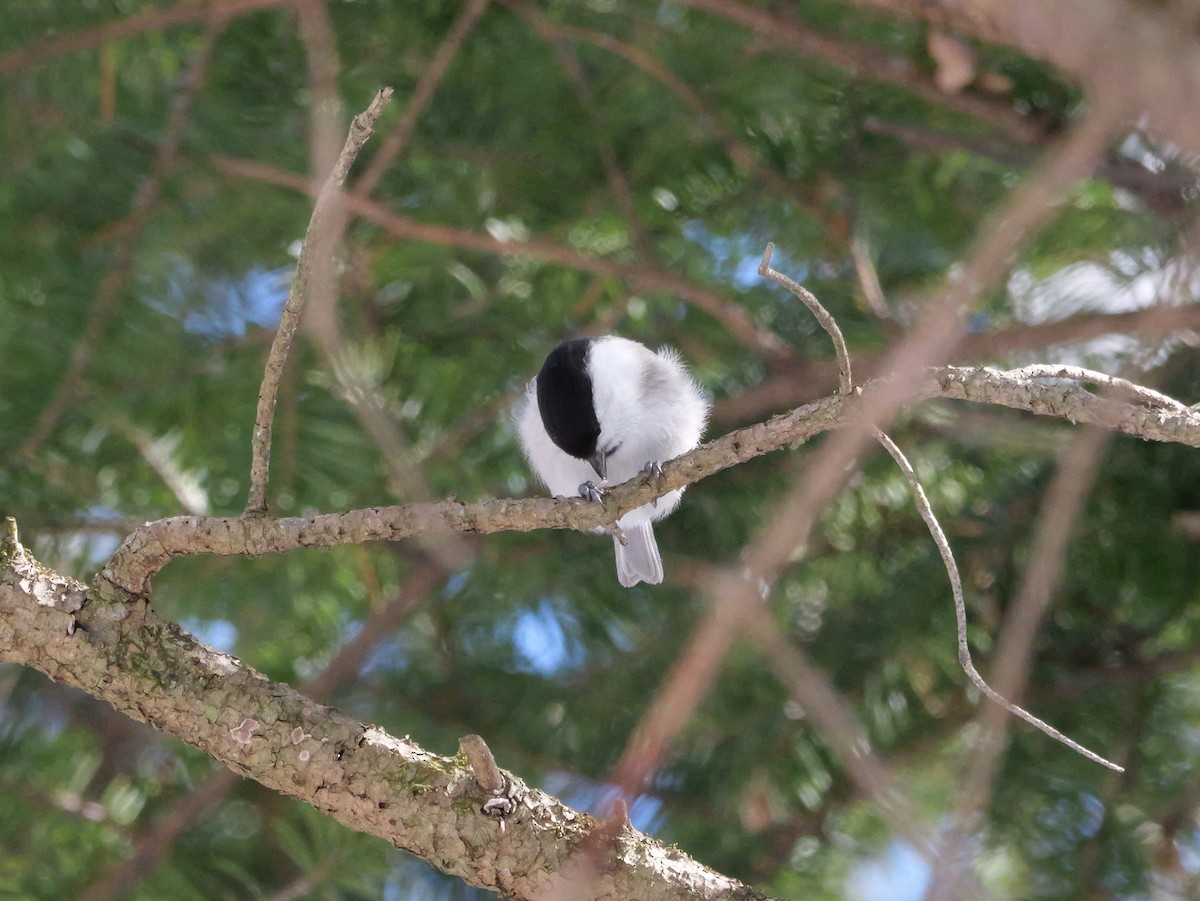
[211,155,792,360]
[670,0,1041,142]
[102,363,1200,595]
[715,302,1200,424]
[0,519,768,901]
[243,88,393,515]
[849,0,1200,157]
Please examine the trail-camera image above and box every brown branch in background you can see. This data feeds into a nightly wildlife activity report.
[850,0,1200,158]
[79,560,444,901]
[77,769,241,901]
[0,0,290,76]
[670,0,1041,143]
[851,234,891,319]
[288,6,472,569]
[529,14,825,218]
[746,614,942,859]
[294,0,344,183]
[213,154,790,358]
[511,1,650,255]
[87,399,210,515]
[243,87,393,515]
[863,118,1196,217]
[14,23,222,463]
[263,852,343,901]
[286,1,492,572]
[924,425,1115,899]
[352,0,492,199]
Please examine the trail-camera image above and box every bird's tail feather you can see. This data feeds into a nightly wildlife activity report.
[614,523,663,587]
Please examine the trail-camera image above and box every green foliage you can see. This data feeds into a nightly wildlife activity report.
[1,0,1196,899]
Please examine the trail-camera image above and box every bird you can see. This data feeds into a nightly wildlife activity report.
[517,336,710,587]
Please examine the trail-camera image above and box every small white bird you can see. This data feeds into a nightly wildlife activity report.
[517,336,710,587]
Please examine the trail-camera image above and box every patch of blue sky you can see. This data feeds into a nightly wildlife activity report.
[845,842,929,901]
[150,257,290,339]
[542,771,664,835]
[184,265,290,338]
[510,599,586,677]
[179,618,238,653]
[682,220,789,291]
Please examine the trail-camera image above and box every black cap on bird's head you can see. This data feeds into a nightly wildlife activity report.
[536,339,606,479]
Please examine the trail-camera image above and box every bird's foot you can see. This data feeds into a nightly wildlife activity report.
[642,460,665,507]
[578,480,607,504]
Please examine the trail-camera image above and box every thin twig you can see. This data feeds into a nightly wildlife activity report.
[243,87,393,514]
[874,430,1123,772]
[923,424,1115,899]
[294,0,344,182]
[758,242,853,394]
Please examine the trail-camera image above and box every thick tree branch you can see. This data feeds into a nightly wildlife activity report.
[0,520,767,901]
[78,561,446,901]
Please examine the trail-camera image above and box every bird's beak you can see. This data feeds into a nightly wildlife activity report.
[588,450,607,481]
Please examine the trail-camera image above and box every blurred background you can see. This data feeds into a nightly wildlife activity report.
[3,1,1200,898]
